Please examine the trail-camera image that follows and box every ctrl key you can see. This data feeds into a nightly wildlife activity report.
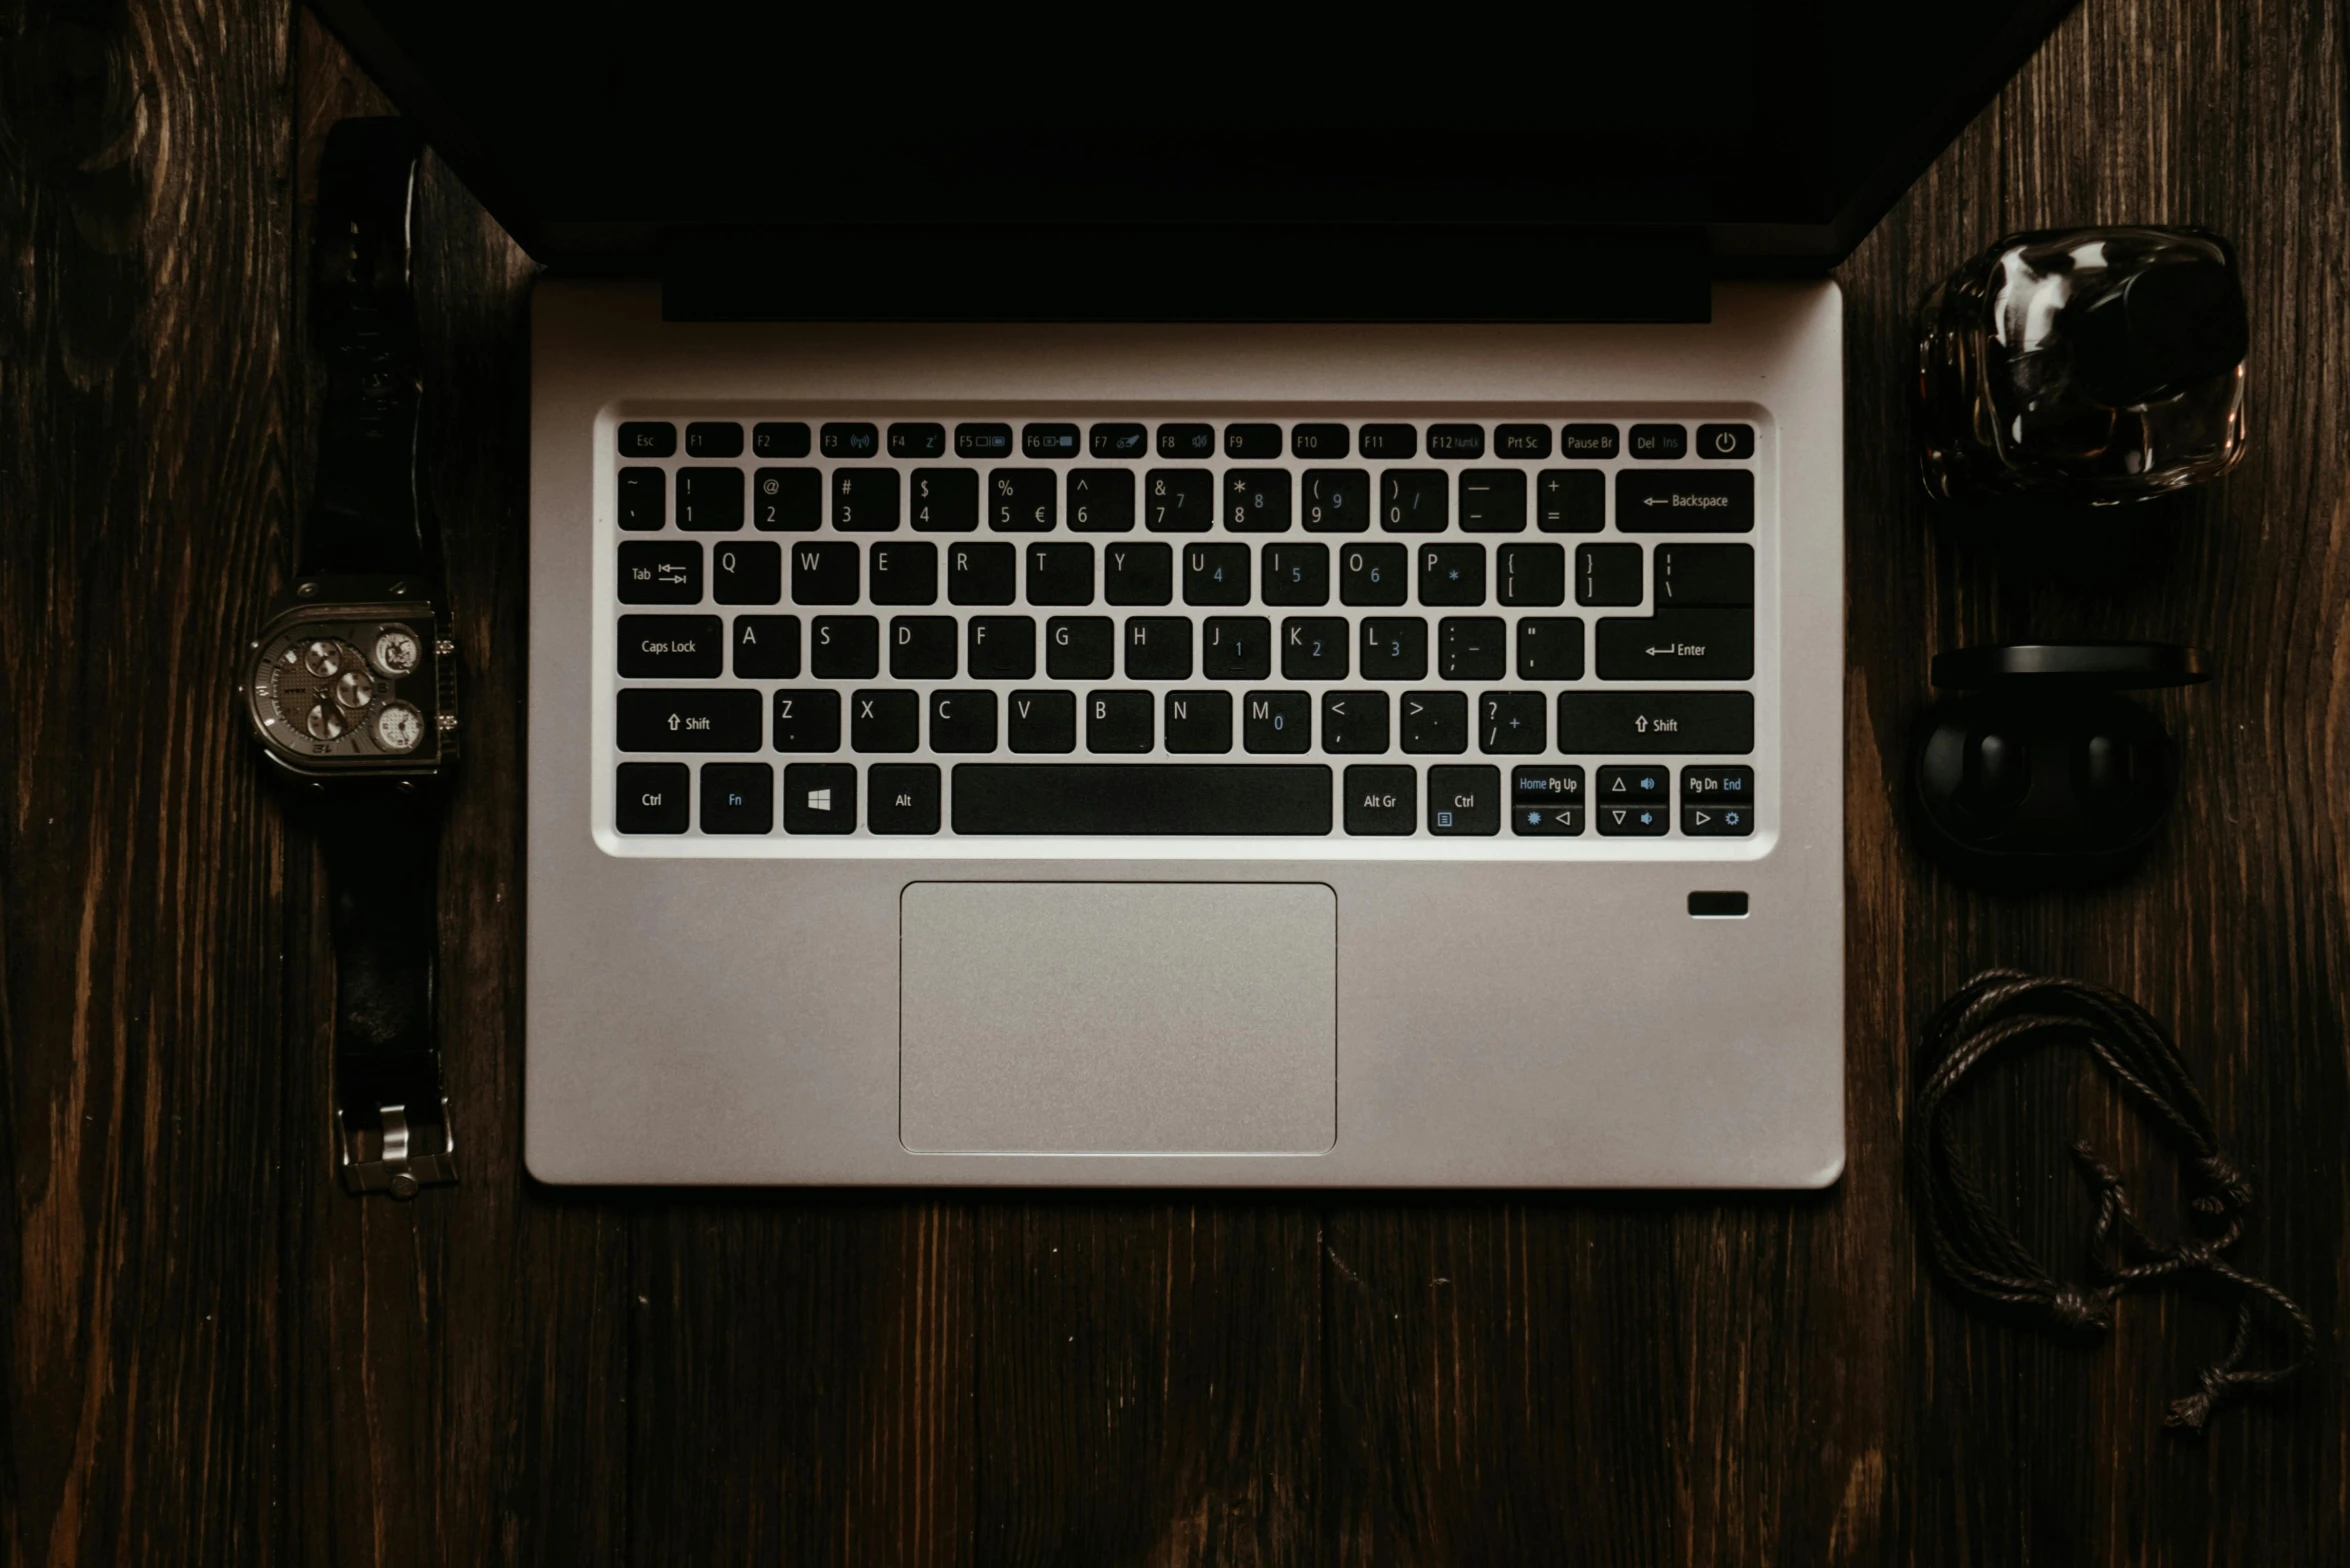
[615,763,689,834]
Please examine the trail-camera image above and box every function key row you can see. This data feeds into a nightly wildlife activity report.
[618,420,1757,464]
[614,759,1754,838]
[619,465,1754,536]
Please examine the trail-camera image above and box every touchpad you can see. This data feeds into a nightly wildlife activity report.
[900,882,1336,1155]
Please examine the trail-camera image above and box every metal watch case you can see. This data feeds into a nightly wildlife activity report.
[242,576,458,782]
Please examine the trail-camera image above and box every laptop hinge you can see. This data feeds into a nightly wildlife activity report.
[660,224,1710,325]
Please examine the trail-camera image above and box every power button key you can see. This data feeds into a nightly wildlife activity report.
[1697,423,1755,460]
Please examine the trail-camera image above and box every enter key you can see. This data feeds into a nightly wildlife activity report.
[1595,608,1754,681]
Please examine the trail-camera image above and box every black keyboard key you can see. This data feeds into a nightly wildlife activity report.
[1263,543,1330,606]
[1697,423,1755,460]
[1320,690,1388,753]
[1025,542,1095,606]
[1536,469,1605,533]
[1358,423,1417,459]
[1596,608,1754,680]
[1560,423,1618,460]
[1459,469,1527,532]
[783,761,856,833]
[1203,616,1271,680]
[947,542,1016,605]
[1497,543,1566,606]
[732,614,800,678]
[951,763,1333,835]
[1023,422,1081,459]
[1164,690,1233,753]
[1224,423,1283,459]
[1225,469,1292,533]
[1682,798,1755,836]
[1680,764,1753,805]
[771,688,841,751]
[1244,690,1311,753]
[1086,690,1154,752]
[956,422,1013,459]
[755,467,822,531]
[820,421,880,459]
[619,421,675,458]
[1090,422,1149,459]
[989,468,1055,531]
[832,467,900,531]
[1577,542,1643,606]
[1291,423,1350,459]
[1103,542,1173,605]
[1381,470,1447,532]
[1598,764,1670,804]
[1123,617,1193,680]
[753,421,811,458]
[1283,617,1349,680]
[1344,764,1417,835]
[1417,544,1486,606]
[888,421,946,459]
[1359,617,1428,681]
[1515,617,1585,681]
[968,615,1036,679]
[617,688,763,752]
[1339,543,1407,606]
[1068,469,1136,532]
[1402,690,1468,754]
[1008,689,1078,753]
[1302,469,1370,532]
[677,467,744,531]
[615,762,689,833]
[1495,423,1552,459]
[811,614,880,679]
[1479,691,1545,754]
[889,615,958,679]
[619,614,723,678]
[911,468,980,532]
[1597,800,1670,836]
[1556,691,1754,753]
[1427,423,1486,460]
[1428,764,1501,835]
[1182,543,1250,605]
[619,467,665,530]
[929,689,999,753]
[869,762,943,834]
[1146,469,1214,531]
[699,761,772,833]
[1654,542,1754,607]
[1616,469,1753,532]
[869,541,938,605]
[851,688,920,752]
[1512,764,1585,838]
[685,421,743,459]
[1047,616,1114,678]
[619,540,702,604]
[1439,616,1506,680]
[713,541,782,604]
[1627,423,1686,460]
[791,540,860,604]
[1156,422,1216,459]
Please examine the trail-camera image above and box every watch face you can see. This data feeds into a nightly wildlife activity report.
[245,599,452,776]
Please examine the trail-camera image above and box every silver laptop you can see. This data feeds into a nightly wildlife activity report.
[313,0,2069,1185]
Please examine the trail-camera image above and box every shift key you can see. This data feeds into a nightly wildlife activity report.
[617,688,763,751]
[1557,691,1753,753]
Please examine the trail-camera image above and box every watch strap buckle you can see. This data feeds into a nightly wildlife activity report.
[338,1100,457,1198]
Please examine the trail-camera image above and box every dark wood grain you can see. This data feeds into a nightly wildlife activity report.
[2,0,2343,1563]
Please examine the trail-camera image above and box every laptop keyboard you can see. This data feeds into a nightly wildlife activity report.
[602,413,1768,848]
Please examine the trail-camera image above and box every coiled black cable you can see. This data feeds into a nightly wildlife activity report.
[1910,969,2314,1431]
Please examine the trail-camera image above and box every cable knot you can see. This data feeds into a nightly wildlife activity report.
[2164,1367,2231,1432]
[2193,1154,2252,1208]
[2048,1288,2109,1332]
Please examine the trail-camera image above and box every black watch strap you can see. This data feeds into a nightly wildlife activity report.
[304,119,456,1197]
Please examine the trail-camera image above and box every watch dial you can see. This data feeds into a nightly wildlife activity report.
[248,611,443,771]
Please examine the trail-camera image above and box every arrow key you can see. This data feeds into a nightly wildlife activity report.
[1596,803,1670,836]
[1683,801,1755,836]
[1596,765,1668,804]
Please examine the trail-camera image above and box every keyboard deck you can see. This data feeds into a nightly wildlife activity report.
[597,411,1772,854]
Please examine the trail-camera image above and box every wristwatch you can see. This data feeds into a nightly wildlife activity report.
[241,118,460,1198]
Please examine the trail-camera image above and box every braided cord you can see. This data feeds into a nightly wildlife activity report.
[1909,970,2315,1431]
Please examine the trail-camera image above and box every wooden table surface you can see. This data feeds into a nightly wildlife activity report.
[5,2,2345,1562]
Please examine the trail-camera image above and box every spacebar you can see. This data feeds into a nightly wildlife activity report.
[951,764,1333,835]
